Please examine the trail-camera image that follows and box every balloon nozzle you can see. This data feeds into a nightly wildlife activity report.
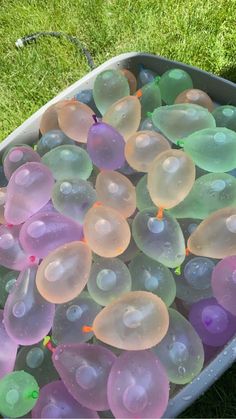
[156,207,164,220]
[82,325,93,333]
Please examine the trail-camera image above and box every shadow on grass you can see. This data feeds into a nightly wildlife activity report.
[219,65,236,83]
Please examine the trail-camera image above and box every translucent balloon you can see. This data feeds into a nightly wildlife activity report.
[58,100,94,143]
[0,371,39,418]
[120,69,137,94]
[0,268,18,308]
[139,78,162,118]
[212,105,236,131]
[183,127,236,172]
[53,343,116,411]
[211,256,236,316]
[187,207,236,258]
[14,343,59,388]
[0,224,31,271]
[32,380,99,418]
[189,297,236,347]
[36,241,92,304]
[3,146,41,180]
[0,187,6,224]
[171,173,236,219]
[125,130,170,172]
[175,88,214,111]
[4,265,55,345]
[132,208,185,268]
[0,310,18,379]
[93,69,130,115]
[40,100,71,134]
[103,96,141,141]
[152,104,216,144]
[92,291,169,350]
[137,66,156,87]
[52,292,101,344]
[74,89,99,114]
[153,309,204,384]
[95,170,136,218]
[5,162,54,225]
[174,256,214,303]
[19,211,83,258]
[87,122,125,170]
[136,174,153,211]
[129,253,176,306]
[87,257,132,306]
[159,68,193,104]
[83,205,131,257]
[37,130,74,156]
[147,149,195,209]
[52,178,97,223]
[107,350,169,419]
[42,145,92,181]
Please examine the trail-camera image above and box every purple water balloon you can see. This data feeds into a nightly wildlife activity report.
[3,146,41,180]
[53,343,116,411]
[107,350,169,418]
[19,212,83,258]
[87,121,125,170]
[5,162,54,225]
[189,297,236,347]
[0,310,18,379]
[4,265,55,345]
[212,256,236,316]
[32,380,99,418]
[0,224,33,270]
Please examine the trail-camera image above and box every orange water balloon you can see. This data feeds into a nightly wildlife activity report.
[58,101,94,143]
[92,291,169,350]
[36,241,92,304]
[125,130,170,172]
[175,89,214,112]
[147,149,195,209]
[83,205,131,257]
[40,100,71,135]
[188,207,236,258]
[103,96,141,141]
[95,171,136,218]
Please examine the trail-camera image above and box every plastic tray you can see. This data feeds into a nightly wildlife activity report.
[1,52,236,418]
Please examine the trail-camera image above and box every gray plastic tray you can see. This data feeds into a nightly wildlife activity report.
[1,52,236,418]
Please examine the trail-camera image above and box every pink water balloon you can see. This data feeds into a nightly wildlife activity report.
[32,380,99,418]
[53,343,116,411]
[0,224,32,271]
[107,350,169,418]
[4,162,54,225]
[19,211,83,259]
[4,265,55,345]
[212,256,236,316]
[0,310,18,379]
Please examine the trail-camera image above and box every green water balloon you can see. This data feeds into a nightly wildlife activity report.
[139,77,162,118]
[129,253,176,306]
[212,105,236,131]
[183,127,236,172]
[0,371,39,417]
[93,69,130,115]
[170,173,236,219]
[159,68,193,105]
[136,174,154,211]
[152,104,216,144]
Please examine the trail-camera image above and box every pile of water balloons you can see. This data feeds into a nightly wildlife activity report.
[0,63,236,418]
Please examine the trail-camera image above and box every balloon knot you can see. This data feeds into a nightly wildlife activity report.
[29,255,36,263]
[146,111,153,118]
[93,201,102,208]
[43,336,55,353]
[154,75,161,84]
[174,265,182,276]
[156,207,164,220]
[30,390,39,400]
[176,139,185,147]
[82,325,93,333]
[185,247,191,256]
[135,89,142,98]
[6,223,13,228]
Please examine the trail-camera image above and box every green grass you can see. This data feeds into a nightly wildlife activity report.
[0,0,236,416]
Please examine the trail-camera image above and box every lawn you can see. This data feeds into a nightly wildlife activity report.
[0,0,236,416]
